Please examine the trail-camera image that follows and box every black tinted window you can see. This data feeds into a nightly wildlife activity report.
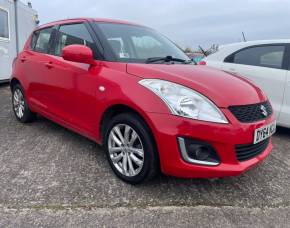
[34,28,52,53]
[229,45,285,69]
[54,23,97,58]
[0,8,9,39]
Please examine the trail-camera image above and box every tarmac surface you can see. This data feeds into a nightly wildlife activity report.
[0,84,289,227]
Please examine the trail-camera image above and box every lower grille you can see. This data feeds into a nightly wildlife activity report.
[235,138,270,162]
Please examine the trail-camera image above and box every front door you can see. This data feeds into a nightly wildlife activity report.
[46,22,101,134]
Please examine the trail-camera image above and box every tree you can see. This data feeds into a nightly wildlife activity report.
[184,47,193,53]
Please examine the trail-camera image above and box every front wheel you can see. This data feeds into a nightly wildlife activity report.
[104,113,159,184]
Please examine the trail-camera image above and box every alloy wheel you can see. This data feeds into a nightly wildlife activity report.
[108,124,145,177]
[13,88,25,119]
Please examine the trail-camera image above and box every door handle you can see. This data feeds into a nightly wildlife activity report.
[45,61,54,69]
[20,56,27,62]
[227,68,239,75]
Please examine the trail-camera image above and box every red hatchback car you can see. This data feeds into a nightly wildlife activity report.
[11,18,276,184]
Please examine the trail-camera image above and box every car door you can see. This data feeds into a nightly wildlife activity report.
[222,44,288,123]
[47,22,102,135]
[22,27,57,111]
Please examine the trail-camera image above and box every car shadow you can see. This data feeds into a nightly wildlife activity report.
[0,82,9,88]
[275,126,290,136]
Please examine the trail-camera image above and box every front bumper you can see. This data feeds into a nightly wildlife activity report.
[146,108,275,178]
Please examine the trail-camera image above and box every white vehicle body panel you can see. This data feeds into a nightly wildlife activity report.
[204,39,290,128]
[280,72,290,127]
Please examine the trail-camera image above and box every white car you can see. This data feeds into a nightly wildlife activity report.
[202,39,290,128]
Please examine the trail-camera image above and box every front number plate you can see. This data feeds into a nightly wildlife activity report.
[253,121,276,144]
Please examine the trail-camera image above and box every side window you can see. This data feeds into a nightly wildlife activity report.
[0,7,9,39]
[54,23,98,58]
[226,45,285,69]
[34,27,53,53]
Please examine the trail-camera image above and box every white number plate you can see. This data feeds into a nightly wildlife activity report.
[254,121,276,144]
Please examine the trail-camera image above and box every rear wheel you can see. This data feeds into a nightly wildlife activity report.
[12,84,36,123]
[104,113,159,184]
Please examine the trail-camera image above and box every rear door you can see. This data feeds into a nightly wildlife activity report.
[222,44,288,122]
[21,27,56,110]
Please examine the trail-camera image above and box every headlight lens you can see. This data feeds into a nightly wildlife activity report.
[139,79,228,123]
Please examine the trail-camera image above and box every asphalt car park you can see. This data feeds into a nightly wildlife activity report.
[0,83,289,227]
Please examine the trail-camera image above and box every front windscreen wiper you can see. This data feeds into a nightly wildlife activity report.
[146,56,191,64]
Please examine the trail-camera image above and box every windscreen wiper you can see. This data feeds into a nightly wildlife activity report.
[146,56,191,64]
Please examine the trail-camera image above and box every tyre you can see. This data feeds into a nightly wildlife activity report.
[12,84,36,123]
[104,113,159,184]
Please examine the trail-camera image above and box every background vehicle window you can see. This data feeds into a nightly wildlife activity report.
[231,45,285,69]
[0,8,9,39]
[34,28,52,53]
[54,23,98,58]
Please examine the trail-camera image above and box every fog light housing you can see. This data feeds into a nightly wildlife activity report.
[178,137,220,166]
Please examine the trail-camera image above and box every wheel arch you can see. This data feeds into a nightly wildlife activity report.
[99,104,158,149]
[10,77,22,91]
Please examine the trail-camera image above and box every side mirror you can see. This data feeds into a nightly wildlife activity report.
[62,44,96,66]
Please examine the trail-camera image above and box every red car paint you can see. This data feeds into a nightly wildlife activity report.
[11,18,274,178]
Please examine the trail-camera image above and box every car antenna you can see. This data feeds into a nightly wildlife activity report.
[199,45,208,57]
[242,32,247,42]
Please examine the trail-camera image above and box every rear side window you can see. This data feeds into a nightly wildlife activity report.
[33,27,53,53]
[225,45,285,69]
[54,23,98,58]
[0,7,9,39]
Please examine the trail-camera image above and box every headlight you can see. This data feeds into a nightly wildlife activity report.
[139,79,228,124]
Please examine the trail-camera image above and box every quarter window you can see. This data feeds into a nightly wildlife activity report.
[0,8,9,39]
[226,45,285,69]
[54,23,98,58]
[30,31,39,50]
[34,27,52,53]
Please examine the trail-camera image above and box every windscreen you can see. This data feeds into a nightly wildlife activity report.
[95,22,190,63]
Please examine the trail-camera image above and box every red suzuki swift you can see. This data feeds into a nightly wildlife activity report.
[11,18,276,184]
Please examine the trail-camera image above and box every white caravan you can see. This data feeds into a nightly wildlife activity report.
[0,0,38,82]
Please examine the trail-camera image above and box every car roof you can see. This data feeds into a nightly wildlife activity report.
[36,17,142,30]
[205,39,290,61]
[220,39,290,49]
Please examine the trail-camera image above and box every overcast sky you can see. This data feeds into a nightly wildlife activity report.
[29,0,290,50]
